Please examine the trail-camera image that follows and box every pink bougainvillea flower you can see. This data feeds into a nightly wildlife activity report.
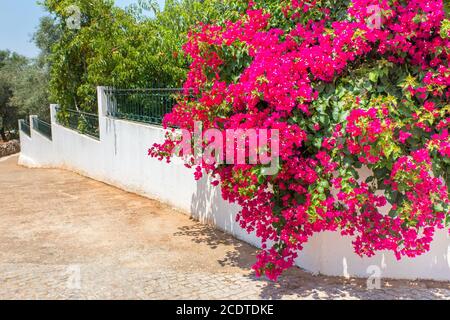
[150,0,450,280]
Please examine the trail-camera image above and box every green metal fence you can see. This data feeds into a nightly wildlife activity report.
[19,119,31,137]
[56,107,100,139]
[105,88,185,125]
[32,117,52,140]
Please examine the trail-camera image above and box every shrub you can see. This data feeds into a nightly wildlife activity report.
[151,0,450,280]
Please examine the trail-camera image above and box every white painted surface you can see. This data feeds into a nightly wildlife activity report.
[18,87,450,281]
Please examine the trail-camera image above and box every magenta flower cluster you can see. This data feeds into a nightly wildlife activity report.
[150,0,450,280]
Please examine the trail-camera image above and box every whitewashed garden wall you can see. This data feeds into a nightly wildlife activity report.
[18,87,450,281]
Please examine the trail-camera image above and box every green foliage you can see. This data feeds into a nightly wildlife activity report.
[41,0,241,113]
[248,0,350,30]
[10,63,52,121]
[33,16,62,68]
[0,51,28,140]
[0,39,54,140]
[441,19,450,38]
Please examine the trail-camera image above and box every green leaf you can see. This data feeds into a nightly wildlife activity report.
[369,71,379,83]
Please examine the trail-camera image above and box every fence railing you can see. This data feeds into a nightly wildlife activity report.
[105,88,185,125]
[55,107,100,139]
[32,117,52,140]
[19,119,31,137]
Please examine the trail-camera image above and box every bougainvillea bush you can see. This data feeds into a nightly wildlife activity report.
[150,0,450,280]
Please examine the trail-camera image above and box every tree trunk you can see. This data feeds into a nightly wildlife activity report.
[0,126,8,142]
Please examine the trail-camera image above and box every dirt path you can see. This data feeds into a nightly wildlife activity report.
[0,154,449,299]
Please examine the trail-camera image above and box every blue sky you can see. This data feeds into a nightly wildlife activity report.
[0,0,165,58]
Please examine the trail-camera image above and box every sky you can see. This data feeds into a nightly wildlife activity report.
[0,0,165,58]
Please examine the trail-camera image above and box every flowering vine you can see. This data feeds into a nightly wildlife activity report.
[150,0,450,280]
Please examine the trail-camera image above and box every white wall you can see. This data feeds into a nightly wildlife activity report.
[18,87,450,281]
